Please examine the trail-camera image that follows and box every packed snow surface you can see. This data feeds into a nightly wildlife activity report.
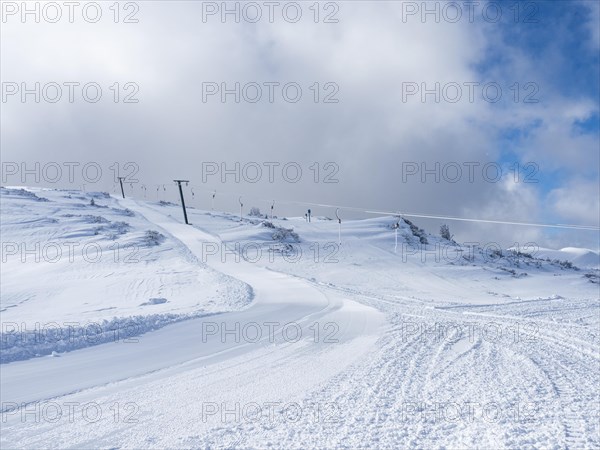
[1,187,599,448]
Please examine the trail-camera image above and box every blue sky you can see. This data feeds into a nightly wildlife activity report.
[481,1,599,230]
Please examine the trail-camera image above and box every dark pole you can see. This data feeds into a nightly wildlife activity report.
[117,177,125,199]
[173,180,190,224]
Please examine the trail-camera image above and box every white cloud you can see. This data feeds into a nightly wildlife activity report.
[1,1,597,249]
[548,179,600,225]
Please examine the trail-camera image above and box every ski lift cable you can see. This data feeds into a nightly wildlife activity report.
[140,182,600,232]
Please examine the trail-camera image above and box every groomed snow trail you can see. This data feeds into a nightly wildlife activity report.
[0,199,385,448]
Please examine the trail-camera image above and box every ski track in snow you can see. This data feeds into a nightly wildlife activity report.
[1,192,599,448]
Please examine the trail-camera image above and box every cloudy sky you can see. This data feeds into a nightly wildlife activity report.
[2,1,599,249]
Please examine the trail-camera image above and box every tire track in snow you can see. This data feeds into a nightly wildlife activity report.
[260,280,600,448]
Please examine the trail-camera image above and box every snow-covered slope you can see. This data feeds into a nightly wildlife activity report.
[0,187,252,362]
[1,188,599,449]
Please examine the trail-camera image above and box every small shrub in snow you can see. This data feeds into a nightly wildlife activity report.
[404,218,428,244]
[489,248,503,259]
[1,187,49,202]
[510,250,533,259]
[555,259,577,270]
[248,207,262,217]
[584,273,599,283]
[88,197,108,208]
[107,221,130,239]
[110,207,135,216]
[271,227,300,243]
[440,224,453,241]
[84,215,109,224]
[144,230,166,246]
[261,221,299,242]
[268,242,296,255]
[88,191,111,199]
